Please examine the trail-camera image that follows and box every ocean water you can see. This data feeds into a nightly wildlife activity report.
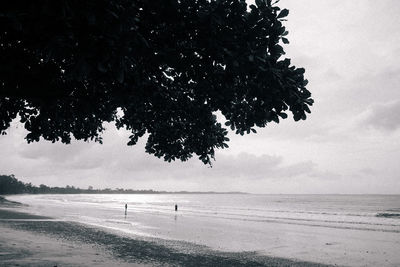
[7,194,400,266]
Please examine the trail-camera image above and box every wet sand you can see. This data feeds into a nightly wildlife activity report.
[0,225,137,267]
[0,196,333,267]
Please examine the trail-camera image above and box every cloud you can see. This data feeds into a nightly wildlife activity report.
[360,100,400,131]
[0,121,323,191]
[203,153,316,180]
[18,142,89,161]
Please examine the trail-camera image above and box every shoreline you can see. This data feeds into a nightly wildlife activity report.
[0,196,333,266]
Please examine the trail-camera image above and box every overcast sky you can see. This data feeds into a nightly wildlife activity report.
[1,0,400,193]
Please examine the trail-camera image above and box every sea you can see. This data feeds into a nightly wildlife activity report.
[6,194,400,266]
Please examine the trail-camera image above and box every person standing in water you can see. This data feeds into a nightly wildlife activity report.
[175,204,178,211]
[125,203,128,215]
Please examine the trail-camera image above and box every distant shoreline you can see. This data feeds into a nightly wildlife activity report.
[2,175,400,195]
[1,174,249,195]
[0,191,248,195]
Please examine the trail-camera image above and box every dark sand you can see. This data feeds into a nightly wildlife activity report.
[0,196,335,266]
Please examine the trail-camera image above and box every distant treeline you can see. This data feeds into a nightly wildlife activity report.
[0,174,158,195]
[0,174,244,195]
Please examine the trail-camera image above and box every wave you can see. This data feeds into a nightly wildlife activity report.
[122,206,400,233]
[376,213,400,218]
[127,205,400,226]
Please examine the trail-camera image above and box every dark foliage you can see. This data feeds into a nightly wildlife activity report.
[0,174,27,194]
[0,0,313,164]
[0,174,153,194]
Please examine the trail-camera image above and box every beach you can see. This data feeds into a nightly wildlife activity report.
[0,196,332,267]
[0,199,130,266]
[1,194,400,266]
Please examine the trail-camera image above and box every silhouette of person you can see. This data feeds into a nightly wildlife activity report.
[125,203,128,215]
[175,204,178,211]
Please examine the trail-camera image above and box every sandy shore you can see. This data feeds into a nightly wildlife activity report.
[0,197,136,267]
[0,196,334,266]
[0,224,138,267]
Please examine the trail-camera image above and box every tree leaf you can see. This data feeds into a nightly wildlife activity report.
[279,112,287,119]
[277,9,289,19]
[282,37,289,44]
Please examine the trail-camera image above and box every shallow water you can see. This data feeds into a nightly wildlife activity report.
[7,194,400,266]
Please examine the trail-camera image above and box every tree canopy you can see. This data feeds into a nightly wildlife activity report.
[0,0,313,164]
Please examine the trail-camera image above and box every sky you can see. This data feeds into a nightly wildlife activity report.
[1,0,400,194]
